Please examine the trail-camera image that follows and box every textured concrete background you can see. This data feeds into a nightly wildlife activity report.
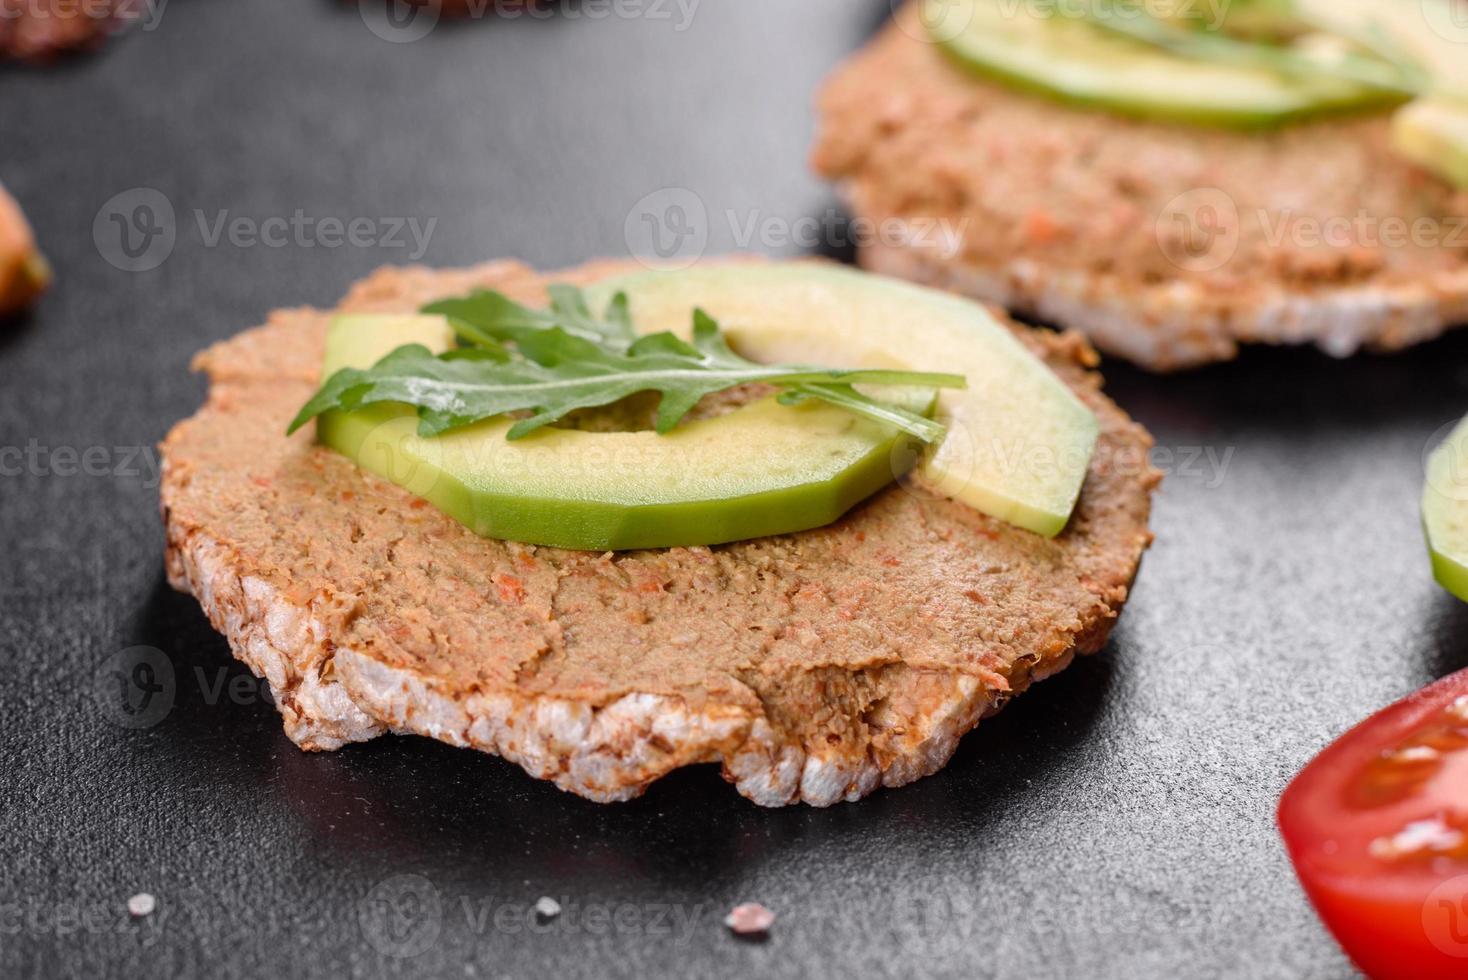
[5,1,1466,976]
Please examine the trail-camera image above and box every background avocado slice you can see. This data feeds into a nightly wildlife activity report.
[1424,414,1468,602]
[1293,0,1468,189]
[925,0,1399,128]
[314,313,937,551]
[583,264,1099,538]
[1393,99,1468,189]
[1295,0,1468,96]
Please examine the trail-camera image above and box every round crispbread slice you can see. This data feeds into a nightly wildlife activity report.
[812,9,1468,371]
[160,258,1158,806]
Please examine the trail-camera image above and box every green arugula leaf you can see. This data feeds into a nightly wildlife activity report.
[780,384,947,446]
[290,286,967,443]
[1083,1,1422,98]
[428,285,637,353]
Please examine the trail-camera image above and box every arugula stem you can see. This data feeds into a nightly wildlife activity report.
[789,384,948,444]
[295,288,970,446]
[1083,3,1421,98]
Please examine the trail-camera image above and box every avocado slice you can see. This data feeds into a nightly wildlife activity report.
[925,0,1398,128]
[1393,99,1468,190]
[582,264,1099,538]
[1291,0,1468,189]
[1424,415,1468,602]
[1294,0,1468,96]
[315,314,937,551]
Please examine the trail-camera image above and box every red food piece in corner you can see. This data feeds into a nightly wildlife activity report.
[0,184,49,318]
[0,0,142,63]
[1279,669,1468,980]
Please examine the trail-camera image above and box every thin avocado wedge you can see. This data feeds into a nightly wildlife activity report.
[1393,99,1468,190]
[1293,0,1468,189]
[1424,415,1468,602]
[924,0,1397,128]
[1295,0,1468,96]
[583,264,1099,538]
[315,313,937,551]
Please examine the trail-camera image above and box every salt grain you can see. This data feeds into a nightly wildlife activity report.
[126,893,156,918]
[534,896,562,919]
[724,902,774,935]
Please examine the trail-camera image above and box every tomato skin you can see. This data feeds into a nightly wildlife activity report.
[1289,877,1468,980]
[1279,669,1468,980]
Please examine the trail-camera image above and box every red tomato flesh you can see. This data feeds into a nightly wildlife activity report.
[1279,669,1468,980]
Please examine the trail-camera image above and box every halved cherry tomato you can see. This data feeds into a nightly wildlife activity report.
[1279,669,1468,980]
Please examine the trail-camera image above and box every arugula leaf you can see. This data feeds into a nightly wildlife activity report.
[780,384,946,446]
[1082,1,1422,98]
[291,287,967,443]
[428,287,637,353]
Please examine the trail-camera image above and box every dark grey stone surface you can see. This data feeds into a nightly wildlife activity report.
[3,1,1463,976]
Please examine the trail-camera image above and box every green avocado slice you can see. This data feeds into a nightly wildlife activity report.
[1294,0,1468,96]
[581,264,1099,538]
[1393,99,1468,190]
[925,0,1399,128]
[1424,414,1468,602]
[315,266,1099,548]
[314,314,937,551]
